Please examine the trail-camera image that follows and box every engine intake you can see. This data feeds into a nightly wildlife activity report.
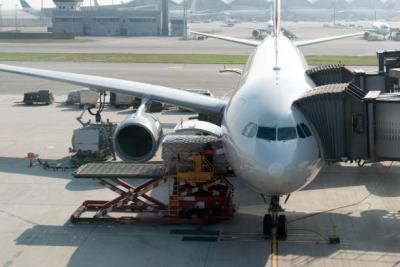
[252,30,261,39]
[113,113,162,162]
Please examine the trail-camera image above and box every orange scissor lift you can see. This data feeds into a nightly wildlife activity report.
[71,153,235,225]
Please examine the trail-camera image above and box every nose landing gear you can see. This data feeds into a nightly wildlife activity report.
[263,195,287,239]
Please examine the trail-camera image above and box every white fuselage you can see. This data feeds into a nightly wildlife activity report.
[372,22,391,36]
[222,35,323,196]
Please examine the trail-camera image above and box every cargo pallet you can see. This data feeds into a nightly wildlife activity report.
[71,155,235,225]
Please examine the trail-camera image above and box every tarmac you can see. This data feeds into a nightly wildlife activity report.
[1,21,400,56]
[0,93,400,267]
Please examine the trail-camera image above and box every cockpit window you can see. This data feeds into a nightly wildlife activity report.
[297,125,306,138]
[277,127,297,141]
[300,123,312,137]
[257,127,276,141]
[242,122,258,137]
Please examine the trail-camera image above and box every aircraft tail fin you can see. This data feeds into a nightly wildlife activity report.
[20,0,32,9]
[273,0,281,37]
[94,0,100,7]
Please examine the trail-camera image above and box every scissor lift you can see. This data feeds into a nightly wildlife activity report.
[71,155,235,225]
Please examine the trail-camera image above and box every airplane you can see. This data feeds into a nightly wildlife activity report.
[222,17,238,27]
[220,9,269,21]
[363,22,391,41]
[251,20,297,40]
[19,0,43,17]
[0,0,362,239]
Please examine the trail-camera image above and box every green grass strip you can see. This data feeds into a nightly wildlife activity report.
[0,52,378,66]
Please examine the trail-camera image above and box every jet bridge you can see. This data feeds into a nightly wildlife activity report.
[295,82,400,163]
[306,64,356,86]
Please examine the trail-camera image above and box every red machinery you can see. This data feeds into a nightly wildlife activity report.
[71,155,235,225]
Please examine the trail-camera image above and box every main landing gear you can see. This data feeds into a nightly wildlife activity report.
[263,195,287,239]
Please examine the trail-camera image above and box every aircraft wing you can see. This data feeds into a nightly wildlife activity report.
[294,32,363,47]
[0,64,227,114]
[190,31,261,47]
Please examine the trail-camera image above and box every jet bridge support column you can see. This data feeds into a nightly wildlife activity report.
[364,91,381,161]
[161,0,169,36]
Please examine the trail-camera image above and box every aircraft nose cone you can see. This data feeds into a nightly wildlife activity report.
[268,162,284,178]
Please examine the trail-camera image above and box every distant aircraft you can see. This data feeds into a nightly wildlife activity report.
[364,22,391,41]
[220,9,269,21]
[251,20,297,40]
[19,0,42,17]
[372,22,391,37]
[0,0,362,239]
[222,18,237,27]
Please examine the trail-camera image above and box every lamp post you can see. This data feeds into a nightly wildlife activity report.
[0,4,2,32]
[332,0,337,26]
[40,0,44,26]
[183,0,188,40]
[15,4,18,32]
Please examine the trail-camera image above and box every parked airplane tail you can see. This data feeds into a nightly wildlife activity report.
[20,0,32,9]
[94,0,100,7]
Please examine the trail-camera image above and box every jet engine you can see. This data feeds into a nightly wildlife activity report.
[252,29,262,40]
[113,113,162,162]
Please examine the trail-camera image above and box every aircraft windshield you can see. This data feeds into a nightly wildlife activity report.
[257,126,276,141]
[297,125,306,138]
[242,122,258,137]
[278,127,297,141]
[300,123,312,137]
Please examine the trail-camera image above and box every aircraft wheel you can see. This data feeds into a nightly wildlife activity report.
[263,214,272,236]
[277,215,287,240]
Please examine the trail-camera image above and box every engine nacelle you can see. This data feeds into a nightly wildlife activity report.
[113,114,162,162]
[252,29,261,39]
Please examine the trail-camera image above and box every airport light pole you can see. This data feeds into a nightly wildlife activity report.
[332,0,337,26]
[0,4,2,32]
[183,0,188,40]
[40,0,44,26]
[15,4,18,32]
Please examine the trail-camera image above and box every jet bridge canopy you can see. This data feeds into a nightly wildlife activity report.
[306,64,356,86]
[294,82,368,162]
[296,81,400,163]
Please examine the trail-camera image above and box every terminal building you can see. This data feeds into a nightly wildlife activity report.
[51,0,181,36]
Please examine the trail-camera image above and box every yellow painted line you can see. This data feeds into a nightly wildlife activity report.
[271,227,278,267]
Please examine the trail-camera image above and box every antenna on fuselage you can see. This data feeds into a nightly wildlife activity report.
[273,0,281,72]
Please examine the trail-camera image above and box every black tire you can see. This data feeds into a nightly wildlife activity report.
[277,215,287,240]
[263,214,272,236]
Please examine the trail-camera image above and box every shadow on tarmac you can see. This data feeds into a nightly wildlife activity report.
[303,162,400,197]
[0,156,103,191]
[13,208,400,267]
